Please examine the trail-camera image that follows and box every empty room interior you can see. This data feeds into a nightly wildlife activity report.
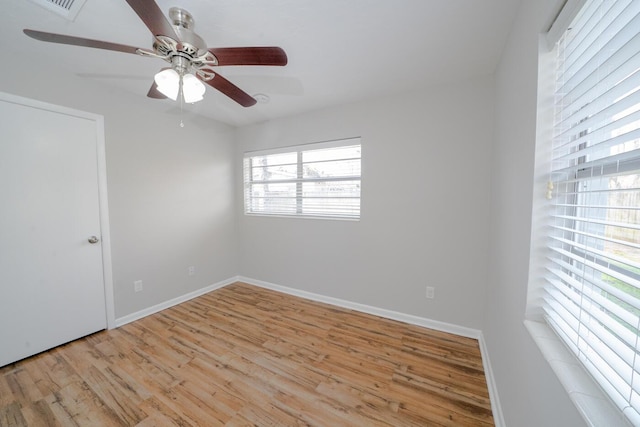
[2,0,639,426]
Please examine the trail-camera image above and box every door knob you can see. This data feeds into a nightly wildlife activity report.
[88,236,100,244]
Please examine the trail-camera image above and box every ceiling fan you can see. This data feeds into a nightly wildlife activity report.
[23,0,288,107]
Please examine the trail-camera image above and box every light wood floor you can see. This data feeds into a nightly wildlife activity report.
[0,282,494,426]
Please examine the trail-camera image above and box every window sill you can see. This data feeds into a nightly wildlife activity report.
[524,320,633,427]
[244,212,360,221]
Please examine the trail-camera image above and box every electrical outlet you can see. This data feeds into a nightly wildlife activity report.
[134,280,143,293]
[426,286,435,299]
[188,266,195,276]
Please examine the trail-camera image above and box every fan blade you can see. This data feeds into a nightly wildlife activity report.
[125,0,179,40]
[147,82,166,99]
[200,73,257,107]
[23,29,141,54]
[209,47,288,67]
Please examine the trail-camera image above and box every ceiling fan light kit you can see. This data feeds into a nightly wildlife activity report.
[153,68,180,100]
[181,73,205,103]
[153,68,205,103]
[23,1,288,108]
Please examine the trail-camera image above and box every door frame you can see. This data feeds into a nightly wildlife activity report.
[0,91,116,329]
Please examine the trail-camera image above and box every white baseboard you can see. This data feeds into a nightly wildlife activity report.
[113,275,504,426]
[239,276,481,338]
[477,330,506,427]
[239,276,504,426]
[114,276,239,327]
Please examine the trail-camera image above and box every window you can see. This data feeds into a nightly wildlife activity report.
[543,0,640,423]
[243,138,361,219]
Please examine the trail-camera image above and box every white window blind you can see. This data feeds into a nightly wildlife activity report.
[546,0,640,424]
[243,138,361,219]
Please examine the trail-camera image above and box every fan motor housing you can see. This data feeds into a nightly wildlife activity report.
[153,8,208,60]
[174,26,207,57]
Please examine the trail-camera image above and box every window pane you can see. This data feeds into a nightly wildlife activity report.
[249,198,297,214]
[244,139,361,219]
[251,153,297,167]
[303,158,361,178]
[302,180,360,198]
[251,164,297,181]
[603,172,640,329]
[248,182,297,214]
[302,198,360,217]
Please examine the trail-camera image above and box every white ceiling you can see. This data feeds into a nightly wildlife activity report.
[5,0,520,126]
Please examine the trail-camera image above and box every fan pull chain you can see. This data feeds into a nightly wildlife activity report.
[179,75,185,128]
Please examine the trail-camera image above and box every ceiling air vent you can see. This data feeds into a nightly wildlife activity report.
[28,0,88,21]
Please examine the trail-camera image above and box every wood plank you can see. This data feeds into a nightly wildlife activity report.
[80,365,148,425]
[0,402,27,427]
[0,282,494,426]
[18,399,61,427]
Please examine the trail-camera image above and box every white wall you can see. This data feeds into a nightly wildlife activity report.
[485,0,586,425]
[0,64,238,319]
[105,107,237,318]
[235,76,494,329]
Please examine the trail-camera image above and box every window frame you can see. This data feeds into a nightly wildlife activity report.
[527,1,640,425]
[243,138,362,220]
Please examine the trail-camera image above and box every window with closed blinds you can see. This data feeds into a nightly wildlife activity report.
[545,0,640,423]
[243,138,361,219]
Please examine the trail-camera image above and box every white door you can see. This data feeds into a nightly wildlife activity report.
[0,95,108,367]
